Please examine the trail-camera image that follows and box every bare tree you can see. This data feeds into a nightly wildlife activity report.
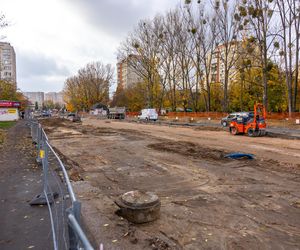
[214,0,242,111]
[276,0,300,114]
[161,9,182,111]
[241,0,277,110]
[292,0,300,111]
[185,1,218,111]
[118,18,163,108]
[0,13,8,40]
[174,7,194,111]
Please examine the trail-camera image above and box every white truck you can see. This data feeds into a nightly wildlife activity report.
[107,107,126,119]
[138,109,158,121]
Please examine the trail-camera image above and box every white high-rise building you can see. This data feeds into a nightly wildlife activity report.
[117,55,143,89]
[24,92,44,108]
[0,42,16,87]
[45,92,65,105]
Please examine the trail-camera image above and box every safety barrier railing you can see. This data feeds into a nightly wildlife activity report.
[29,119,94,250]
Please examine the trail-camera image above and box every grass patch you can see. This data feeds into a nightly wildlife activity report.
[0,121,16,129]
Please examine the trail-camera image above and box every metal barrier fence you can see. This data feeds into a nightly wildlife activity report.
[29,119,94,250]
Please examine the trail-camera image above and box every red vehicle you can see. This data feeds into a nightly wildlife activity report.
[229,103,267,137]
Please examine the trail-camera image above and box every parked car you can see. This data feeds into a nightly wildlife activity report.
[221,112,253,127]
[138,109,158,121]
[33,111,42,118]
[41,110,51,117]
[67,113,81,122]
[67,112,76,118]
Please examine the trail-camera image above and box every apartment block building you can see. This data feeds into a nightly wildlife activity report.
[209,42,239,86]
[44,91,65,105]
[0,42,17,87]
[24,92,44,107]
[117,55,143,89]
[209,40,261,87]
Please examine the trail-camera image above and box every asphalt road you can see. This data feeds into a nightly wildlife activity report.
[0,121,53,250]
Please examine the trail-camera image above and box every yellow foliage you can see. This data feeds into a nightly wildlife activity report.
[65,102,75,112]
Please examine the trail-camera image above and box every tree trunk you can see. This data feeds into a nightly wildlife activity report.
[294,33,299,111]
[262,39,268,110]
[262,69,268,110]
[223,69,229,112]
[207,84,211,112]
[205,73,211,111]
[294,63,299,112]
[288,84,293,116]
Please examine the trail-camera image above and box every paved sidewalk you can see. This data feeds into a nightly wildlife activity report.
[0,120,53,250]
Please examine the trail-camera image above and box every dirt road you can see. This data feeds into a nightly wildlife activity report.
[42,118,300,250]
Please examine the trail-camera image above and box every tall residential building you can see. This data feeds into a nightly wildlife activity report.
[0,42,17,87]
[24,92,44,108]
[117,55,143,89]
[209,40,261,87]
[209,42,240,86]
[45,92,65,105]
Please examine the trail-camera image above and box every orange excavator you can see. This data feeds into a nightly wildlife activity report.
[229,103,267,137]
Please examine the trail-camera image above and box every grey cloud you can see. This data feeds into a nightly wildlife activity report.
[67,0,175,38]
[17,51,70,78]
[19,75,66,92]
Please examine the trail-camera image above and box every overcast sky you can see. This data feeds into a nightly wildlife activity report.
[1,0,179,93]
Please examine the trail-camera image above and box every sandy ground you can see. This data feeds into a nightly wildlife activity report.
[41,118,300,250]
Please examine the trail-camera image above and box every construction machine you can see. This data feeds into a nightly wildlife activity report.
[229,103,267,137]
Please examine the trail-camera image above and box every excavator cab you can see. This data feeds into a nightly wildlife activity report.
[229,103,267,137]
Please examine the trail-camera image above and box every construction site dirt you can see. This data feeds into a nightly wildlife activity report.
[40,118,300,250]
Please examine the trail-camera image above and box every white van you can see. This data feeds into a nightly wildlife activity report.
[138,109,158,121]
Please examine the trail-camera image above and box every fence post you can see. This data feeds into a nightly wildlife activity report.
[42,137,48,194]
[68,201,81,250]
[36,124,42,164]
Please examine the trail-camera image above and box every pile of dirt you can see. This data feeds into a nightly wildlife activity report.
[50,146,84,181]
[148,141,228,161]
[40,118,71,128]
[79,126,147,138]
[80,126,117,136]
[40,118,83,135]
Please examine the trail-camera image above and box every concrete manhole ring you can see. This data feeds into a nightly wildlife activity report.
[120,190,159,208]
[115,190,161,223]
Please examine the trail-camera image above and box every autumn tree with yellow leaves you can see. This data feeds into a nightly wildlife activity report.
[63,62,114,112]
[0,80,28,110]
